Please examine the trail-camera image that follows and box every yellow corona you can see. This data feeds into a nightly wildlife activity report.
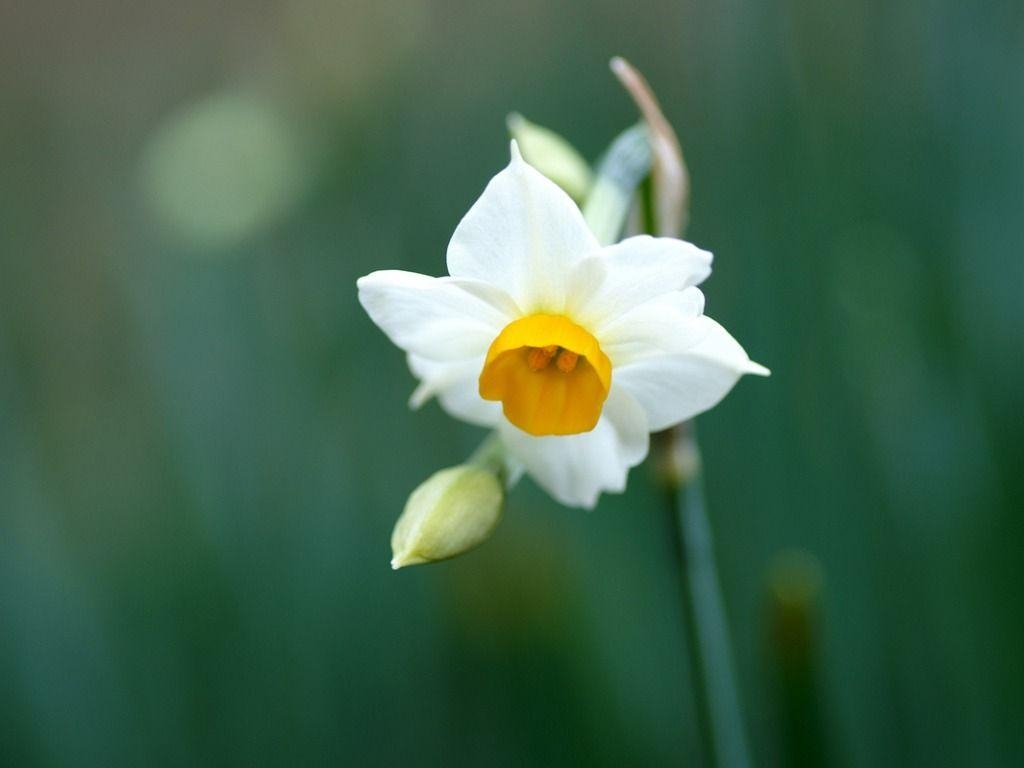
[478,314,611,436]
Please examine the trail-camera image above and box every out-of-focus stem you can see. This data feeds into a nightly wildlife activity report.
[612,56,752,767]
[468,432,508,483]
[658,426,753,768]
[769,552,829,768]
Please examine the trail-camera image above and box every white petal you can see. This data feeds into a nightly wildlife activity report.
[599,287,709,366]
[407,354,501,427]
[568,235,713,327]
[357,270,517,362]
[446,141,600,313]
[499,386,650,509]
[613,316,770,431]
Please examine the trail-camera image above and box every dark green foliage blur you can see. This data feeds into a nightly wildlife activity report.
[1,1,1021,766]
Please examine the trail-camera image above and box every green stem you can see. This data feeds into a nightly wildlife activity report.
[467,432,508,483]
[659,426,752,768]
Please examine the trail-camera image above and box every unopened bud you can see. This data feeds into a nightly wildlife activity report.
[507,112,593,202]
[390,465,504,570]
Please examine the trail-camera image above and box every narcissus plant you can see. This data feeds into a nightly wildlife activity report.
[358,141,767,511]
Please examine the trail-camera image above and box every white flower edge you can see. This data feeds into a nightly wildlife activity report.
[357,142,768,508]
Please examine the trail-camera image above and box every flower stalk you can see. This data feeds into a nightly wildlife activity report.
[466,431,509,482]
[658,427,752,768]
[613,56,752,768]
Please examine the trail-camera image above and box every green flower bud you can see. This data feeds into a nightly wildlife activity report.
[507,112,593,202]
[390,465,504,570]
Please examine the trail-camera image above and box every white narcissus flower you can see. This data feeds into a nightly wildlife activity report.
[357,142,768,509]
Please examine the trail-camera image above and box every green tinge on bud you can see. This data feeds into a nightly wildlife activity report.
[507,113,593,202]
[390,465,504,570]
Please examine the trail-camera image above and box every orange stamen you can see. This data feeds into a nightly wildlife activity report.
[527,346,556,371]
[555,350,579,373]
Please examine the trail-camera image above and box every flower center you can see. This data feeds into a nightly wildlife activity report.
[478,314,612,436]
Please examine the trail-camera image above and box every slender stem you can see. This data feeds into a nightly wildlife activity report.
[607,57,746,766]
[664,477,717,766]
[659,426,753,768]
[467,432,508,483]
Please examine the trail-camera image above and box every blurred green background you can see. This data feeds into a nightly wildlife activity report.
[1,1,1021,766]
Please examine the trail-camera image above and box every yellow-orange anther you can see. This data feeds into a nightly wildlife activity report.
[479,314,612,436]
[527,345,557,371]
[555,350,579,373]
